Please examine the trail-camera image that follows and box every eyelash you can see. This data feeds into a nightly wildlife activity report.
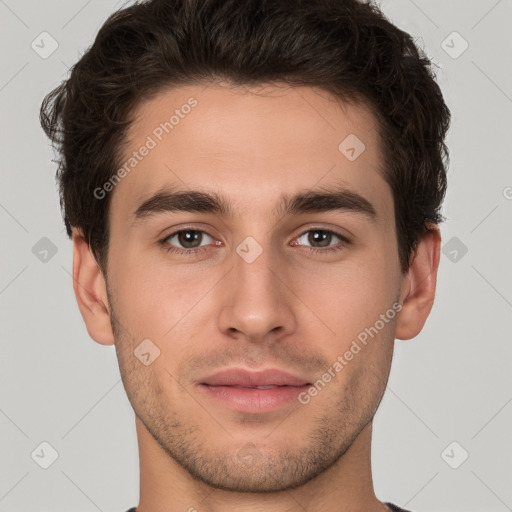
[159,228,350,257]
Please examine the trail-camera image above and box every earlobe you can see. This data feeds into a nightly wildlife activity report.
[71,229,115,346]
[395,225,441,340]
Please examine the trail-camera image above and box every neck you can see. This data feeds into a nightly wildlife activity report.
[134,417,387,512]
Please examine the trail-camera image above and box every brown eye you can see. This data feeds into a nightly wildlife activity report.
[308,230,333,247]
[165,230,214,250]
[296,229,345,248]
[291,228,350,255]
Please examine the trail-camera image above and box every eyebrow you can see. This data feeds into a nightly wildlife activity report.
[131,184,377,226]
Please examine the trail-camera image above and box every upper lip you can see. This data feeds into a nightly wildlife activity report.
[199,368,311,387]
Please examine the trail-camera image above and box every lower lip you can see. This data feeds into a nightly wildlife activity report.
[199,384,310,413]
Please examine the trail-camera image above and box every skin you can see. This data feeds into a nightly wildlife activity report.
[71,82,440,512]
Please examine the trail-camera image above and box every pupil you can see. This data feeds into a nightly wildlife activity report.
[309,230,330,247]
[179,230,201,248]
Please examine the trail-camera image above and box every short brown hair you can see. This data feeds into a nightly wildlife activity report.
[40,0,451,274]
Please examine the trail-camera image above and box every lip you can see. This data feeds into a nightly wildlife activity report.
[198,368,311,387]
[199,384,311,413]
[197,368,312,414]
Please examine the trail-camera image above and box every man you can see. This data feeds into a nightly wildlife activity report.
[40,0,450,510]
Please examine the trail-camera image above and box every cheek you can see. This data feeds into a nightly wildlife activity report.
[292,258,398,342]
[109,254,227,356]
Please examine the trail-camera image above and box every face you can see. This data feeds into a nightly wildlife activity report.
[104,82,405,492]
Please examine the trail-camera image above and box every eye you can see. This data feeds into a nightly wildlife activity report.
[159,227,349,257]
[293,228,349,253]
[162,229,215,254]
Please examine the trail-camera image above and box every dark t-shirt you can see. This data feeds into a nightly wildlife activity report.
[386,503,412,512]
[126,502,411,511]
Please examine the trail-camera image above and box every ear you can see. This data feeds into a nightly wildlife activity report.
[71,229,115,345]
[395,224,441,340]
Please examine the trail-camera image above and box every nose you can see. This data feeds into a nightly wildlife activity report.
[217,239,297,343]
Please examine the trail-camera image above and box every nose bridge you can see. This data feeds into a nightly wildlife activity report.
[235,235,278,294]
[217,234,296,339]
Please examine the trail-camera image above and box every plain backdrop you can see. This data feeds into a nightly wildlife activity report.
[1,1,511,511]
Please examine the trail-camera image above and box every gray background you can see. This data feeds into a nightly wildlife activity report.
[1,0,511,511]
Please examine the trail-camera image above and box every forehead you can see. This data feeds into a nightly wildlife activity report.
[110,82,391,224]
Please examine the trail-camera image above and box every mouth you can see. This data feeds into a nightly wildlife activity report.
[198,383,311,414]
[197,369,312,414]
[199,367,311,388]
[203,384,300,389]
